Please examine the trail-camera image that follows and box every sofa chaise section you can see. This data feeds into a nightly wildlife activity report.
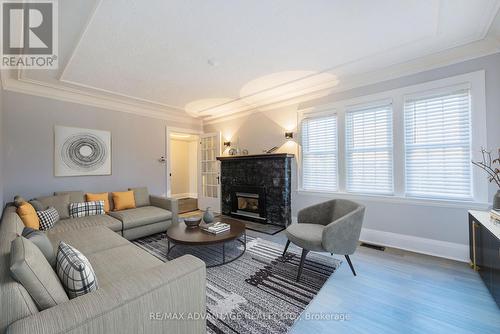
[108,195,178,240]
[46,225,129,256]
[49,215,123,235]
[6,256,206,334]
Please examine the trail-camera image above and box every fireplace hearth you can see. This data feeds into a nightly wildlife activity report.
[217,153,293,227]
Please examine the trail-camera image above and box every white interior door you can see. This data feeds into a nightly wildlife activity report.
[198,132,221,213]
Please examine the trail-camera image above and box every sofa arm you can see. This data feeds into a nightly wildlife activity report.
[7,255,206,334]
[150,195,178,224]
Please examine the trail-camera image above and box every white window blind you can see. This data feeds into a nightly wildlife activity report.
[404,88,472,200]
[301,115,338,192]
[346,103,393,194]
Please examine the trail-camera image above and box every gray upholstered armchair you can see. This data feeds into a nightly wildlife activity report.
[283,199,365,281]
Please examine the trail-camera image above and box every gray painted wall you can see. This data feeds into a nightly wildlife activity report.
[206,106,299,155]
[0,87,3,216]
[205,52,500,259]
[2,91,200,202]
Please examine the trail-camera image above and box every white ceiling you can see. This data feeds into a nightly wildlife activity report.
[16,0,500,122]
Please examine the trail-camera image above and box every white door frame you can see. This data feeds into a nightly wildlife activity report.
[165,126,203,199]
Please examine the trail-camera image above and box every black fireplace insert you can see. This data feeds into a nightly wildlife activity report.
[230,185,266,221]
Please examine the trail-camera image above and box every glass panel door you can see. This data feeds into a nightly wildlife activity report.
[198,133,221,212]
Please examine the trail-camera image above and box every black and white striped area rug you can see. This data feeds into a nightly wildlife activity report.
[133,234,340,333]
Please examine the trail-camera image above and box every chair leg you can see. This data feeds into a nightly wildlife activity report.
[282,240,291,257]
[345,255,356,276]
[296,249,309,282]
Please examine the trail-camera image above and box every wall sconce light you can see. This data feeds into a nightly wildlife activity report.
[284,132,294,140]
[223,141,231,147]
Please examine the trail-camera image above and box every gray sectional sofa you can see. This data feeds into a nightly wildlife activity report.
[0,189,206,334]
[36,190,179,240]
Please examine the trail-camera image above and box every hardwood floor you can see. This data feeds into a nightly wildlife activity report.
[245,229,500,334]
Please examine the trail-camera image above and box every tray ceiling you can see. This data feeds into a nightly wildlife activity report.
[16,0,500,122]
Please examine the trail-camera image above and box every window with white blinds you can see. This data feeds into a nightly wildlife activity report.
[301,115,338,192]
[346,103,393,194]
[404,88,472,200]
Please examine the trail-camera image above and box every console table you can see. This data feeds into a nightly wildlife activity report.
[469,210,500,307]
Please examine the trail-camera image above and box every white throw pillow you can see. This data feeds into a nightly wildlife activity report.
[36,206,59,230]
[68,200,105,218]
[56,241,98,299]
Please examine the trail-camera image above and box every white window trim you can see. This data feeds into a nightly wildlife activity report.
[298,70,488,205]
[403,84,473,201]
[300,113,339,192]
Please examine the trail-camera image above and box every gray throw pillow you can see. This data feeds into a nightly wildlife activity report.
[54,191,85,204]
[22,227,56,267]
[56,242,98,299]
[129,187,150,207]
[13,195,27,208]
[37,194,71,219]
[29,199,46,211]
[10,236,69,310]
[14,196,46,211]
[107,192,115,212]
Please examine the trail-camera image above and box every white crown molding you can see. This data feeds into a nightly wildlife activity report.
[204,37,500,125]
[2,75,200,125]
[201,85,339,123]
[58,77,187,112]
[5,35,499,128]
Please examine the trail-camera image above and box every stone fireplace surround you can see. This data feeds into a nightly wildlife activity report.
[217,153,293,227]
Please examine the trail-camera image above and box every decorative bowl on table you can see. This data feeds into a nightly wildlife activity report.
[184,217,202,228]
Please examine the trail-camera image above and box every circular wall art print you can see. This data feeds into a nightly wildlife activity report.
[54,126,111,176]
[61,133,107,171]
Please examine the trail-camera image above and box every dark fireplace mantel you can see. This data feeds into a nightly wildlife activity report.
[217,153,295,161]
[217,153,294,227]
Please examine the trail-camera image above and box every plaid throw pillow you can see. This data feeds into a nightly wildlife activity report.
[36,207,59,230]
[69,201,105,218]
[56,242,98,299]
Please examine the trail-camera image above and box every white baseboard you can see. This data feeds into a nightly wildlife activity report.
[290,216,468,262]
[360,228,469,263]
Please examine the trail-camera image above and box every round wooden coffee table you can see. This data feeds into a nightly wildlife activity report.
[166,220,246,267]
